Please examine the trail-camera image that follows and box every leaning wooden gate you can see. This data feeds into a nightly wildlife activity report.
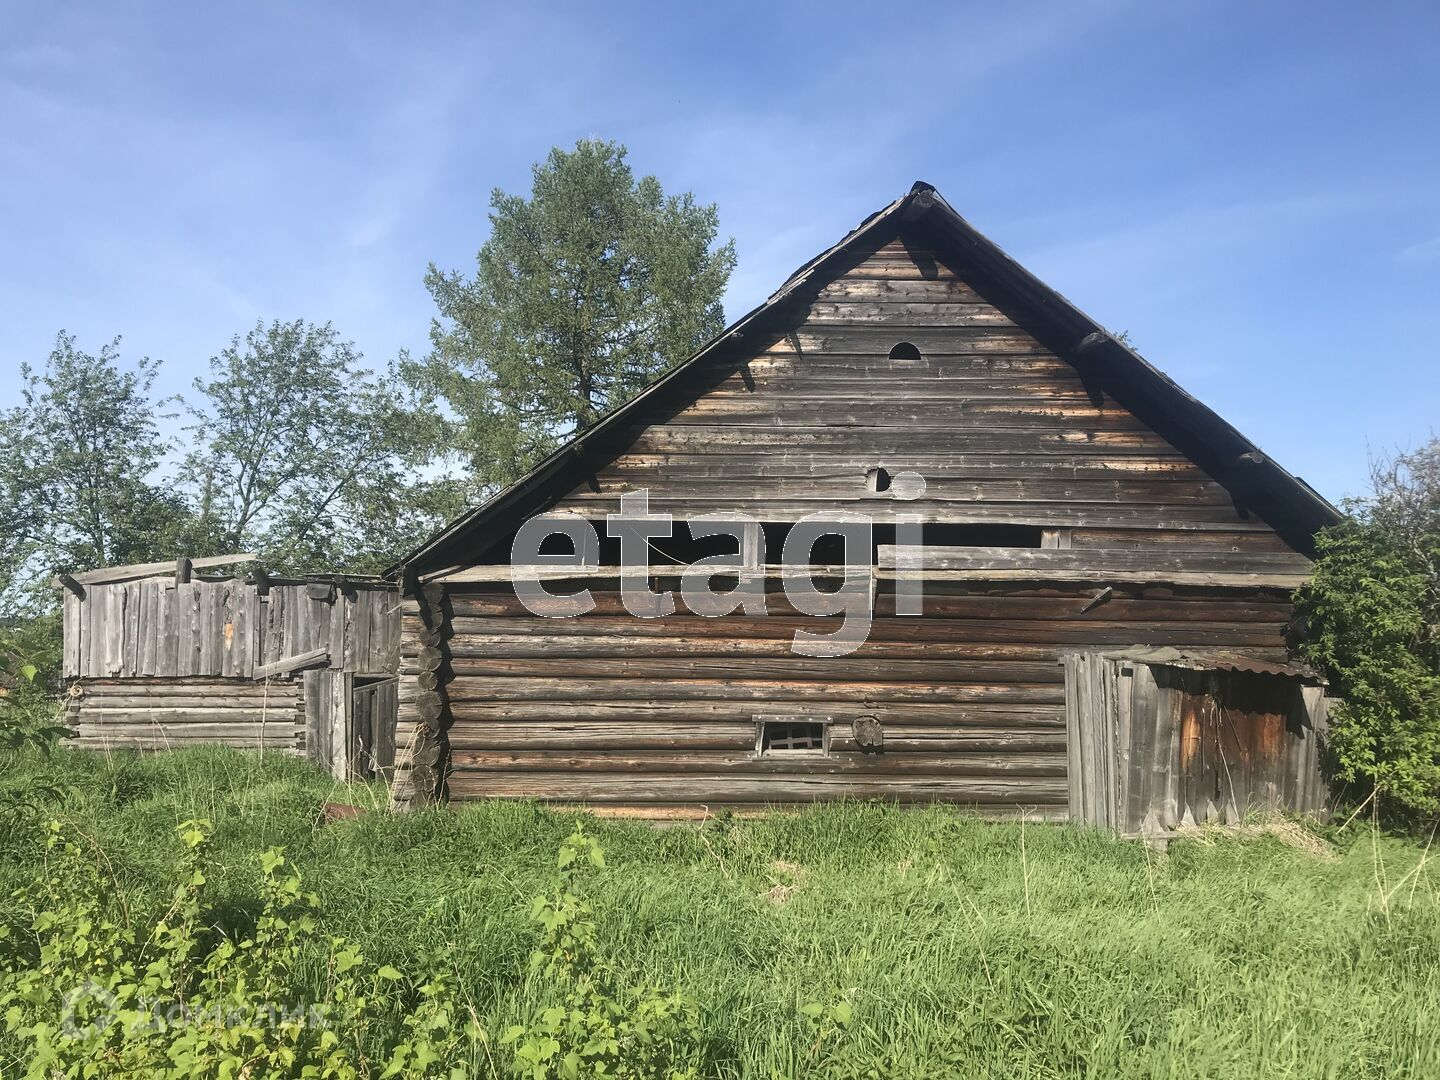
[1064,650,1330,836]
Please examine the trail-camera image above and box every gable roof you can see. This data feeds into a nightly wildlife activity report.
[393,182,1342,578]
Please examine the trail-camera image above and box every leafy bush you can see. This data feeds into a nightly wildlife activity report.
[1298,439,1440,817]
[0,814,721,1078]
[0,645,71,823]
[0,819,481,1078]
[502,824,703,1079]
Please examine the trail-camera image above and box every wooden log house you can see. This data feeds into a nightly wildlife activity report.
[59,556,401,779]
[387,182,1340,832]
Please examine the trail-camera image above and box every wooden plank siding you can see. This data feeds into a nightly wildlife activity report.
[63,578,400,680]
[1064,654,1330,835]
[62,576,400,760]
[393,233,1319,816]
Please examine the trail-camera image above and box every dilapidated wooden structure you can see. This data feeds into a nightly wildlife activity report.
[388,182,1341,831]
[1064,649,1329,835]
[60,556,401,778]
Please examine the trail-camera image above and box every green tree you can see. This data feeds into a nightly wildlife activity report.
[413,139,736,485]
[182,319,455,575]
[0,333,186,609]
[1298,438,1440,816]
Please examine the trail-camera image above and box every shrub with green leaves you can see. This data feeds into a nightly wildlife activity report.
[0,818,481,1078]
[0,651,71,823]
[0,813,727,1078]
[502,824,703,1079]
[1297,439,1440,818]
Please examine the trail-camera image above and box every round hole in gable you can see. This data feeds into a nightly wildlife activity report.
[888,341,922,362]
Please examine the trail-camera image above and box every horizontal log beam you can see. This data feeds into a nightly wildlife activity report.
[60,553,258,587]
[442,772,1069,805]
[449,750,1066,776]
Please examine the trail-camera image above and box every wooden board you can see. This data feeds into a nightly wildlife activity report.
[67,677,304,752]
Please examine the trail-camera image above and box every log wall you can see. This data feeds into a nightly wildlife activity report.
[394,577,1297,815]
[66,677,304,752]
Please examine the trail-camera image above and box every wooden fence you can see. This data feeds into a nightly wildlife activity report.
[63,577,398,680]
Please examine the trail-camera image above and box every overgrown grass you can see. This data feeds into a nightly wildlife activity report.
[4,745,1440,1077]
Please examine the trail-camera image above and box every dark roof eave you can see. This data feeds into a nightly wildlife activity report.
[913,191,1342,547]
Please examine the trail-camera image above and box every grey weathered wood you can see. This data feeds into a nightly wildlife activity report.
[253,646,331,680]
[304,670,331,766]
[67,676,305,752]
[64,552,255,587]
[1063,653,1328,836]
[60,567,400,762]
[62,589,81,677]
[881,545,1310,574]
[64,576,399,682]
[329,672,354,780]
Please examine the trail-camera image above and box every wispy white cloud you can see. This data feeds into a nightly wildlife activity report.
[1397,234,1440,264]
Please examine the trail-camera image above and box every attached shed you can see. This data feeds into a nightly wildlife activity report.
[60,556,401,778]
[1064,649,1330,836]
[388,183,1340,830]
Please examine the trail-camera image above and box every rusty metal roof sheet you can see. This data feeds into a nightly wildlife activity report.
[1100,646,1322,681]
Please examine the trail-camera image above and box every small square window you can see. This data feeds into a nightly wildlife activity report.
[755,715,829,754]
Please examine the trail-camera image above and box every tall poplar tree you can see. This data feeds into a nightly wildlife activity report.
[414,140,736,485]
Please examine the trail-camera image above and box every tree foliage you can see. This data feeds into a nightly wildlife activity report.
[413,139,735,486]
[1298,438,1440,816]
[0,334,185,609]
[0,145,738,614]
[181,319,455,575]
[0,322,459,608]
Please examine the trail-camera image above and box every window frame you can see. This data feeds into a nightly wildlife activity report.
[753,714,832,756]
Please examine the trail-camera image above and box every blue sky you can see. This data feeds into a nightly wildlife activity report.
[2,0,1436,503]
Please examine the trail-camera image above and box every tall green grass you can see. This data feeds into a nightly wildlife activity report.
[3,745,1439,1077]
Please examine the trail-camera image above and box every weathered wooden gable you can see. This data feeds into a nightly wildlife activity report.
[545,233,1304,571]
